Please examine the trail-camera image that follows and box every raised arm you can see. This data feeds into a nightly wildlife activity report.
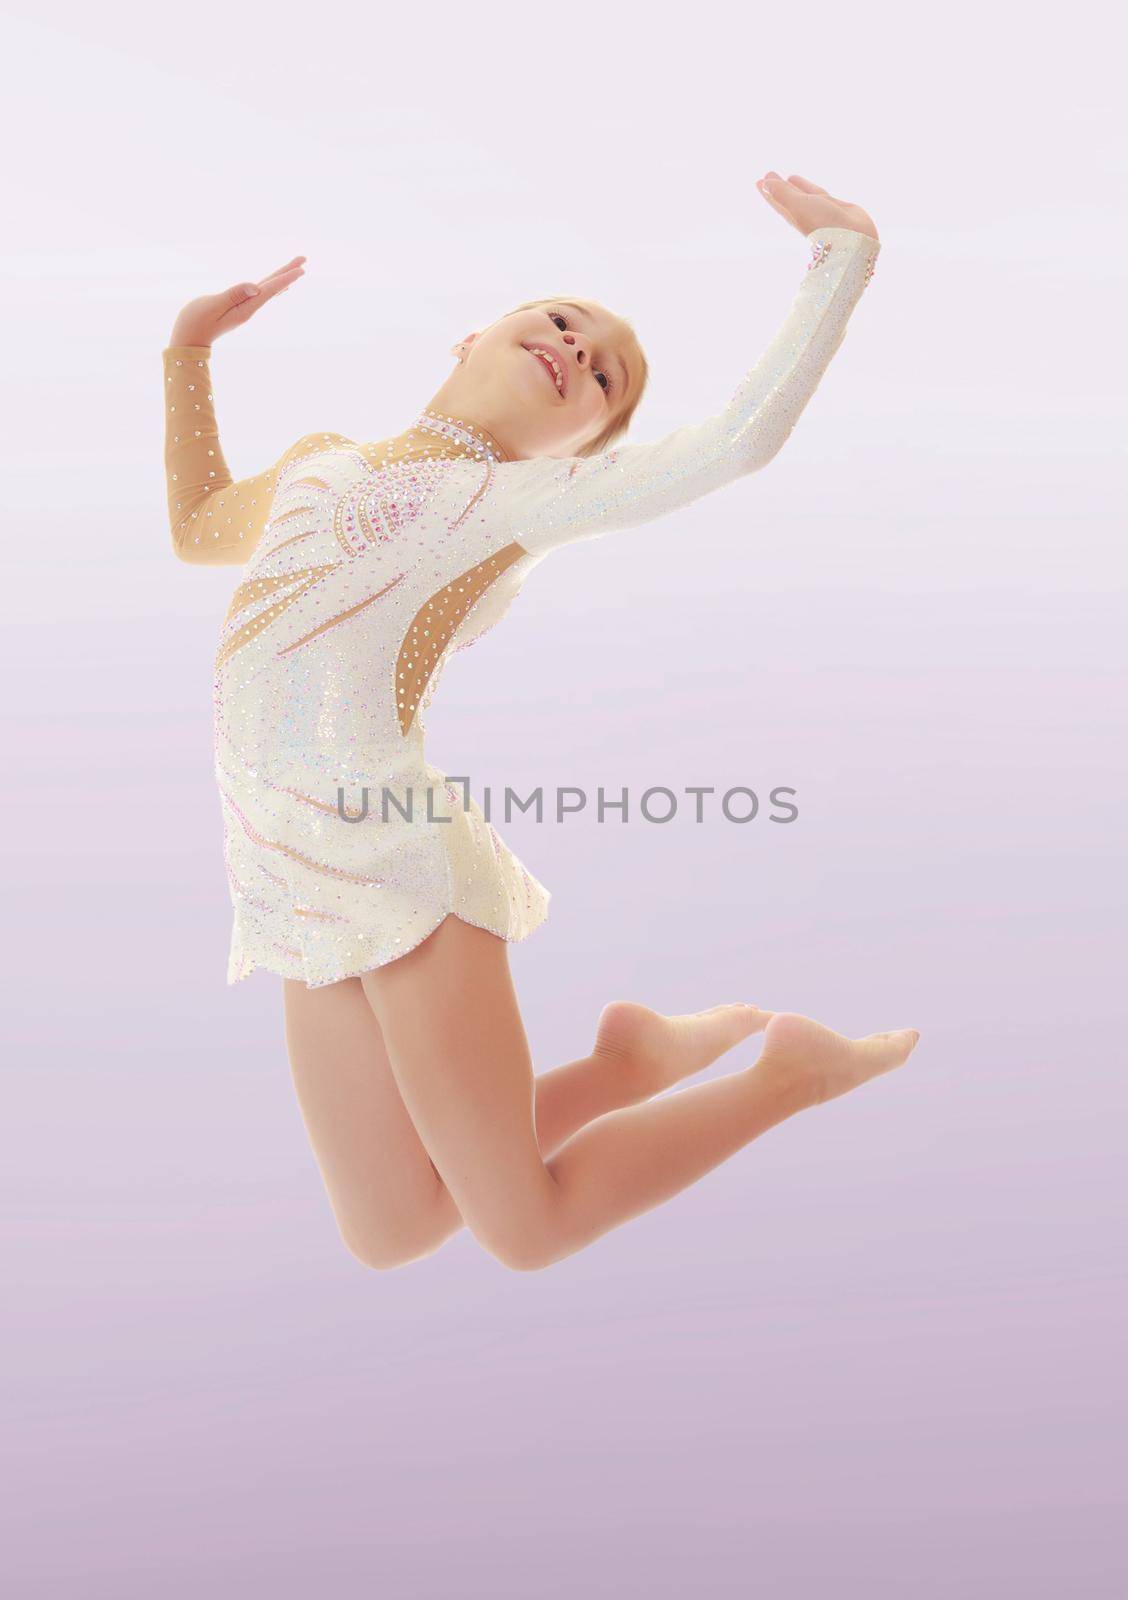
[162,257,308,566]
[505,179,881,559]
[163,345,303,565]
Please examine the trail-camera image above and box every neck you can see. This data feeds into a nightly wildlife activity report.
[411,407,510,462]
[423,372,521,461]
[374,406,511,470]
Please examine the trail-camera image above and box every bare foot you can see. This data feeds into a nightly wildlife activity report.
[756,1011,920,1109]
[593,999,773,1101]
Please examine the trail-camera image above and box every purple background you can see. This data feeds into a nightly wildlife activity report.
[6,4,1125,1595]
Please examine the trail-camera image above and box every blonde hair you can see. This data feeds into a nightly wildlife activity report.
[503,296,649,457]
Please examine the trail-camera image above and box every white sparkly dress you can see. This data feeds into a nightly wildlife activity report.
[162,225,880,988]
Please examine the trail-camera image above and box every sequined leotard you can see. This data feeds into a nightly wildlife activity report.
[162,226,880,988]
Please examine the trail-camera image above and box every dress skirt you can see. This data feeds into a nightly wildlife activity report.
[218,734,551,989]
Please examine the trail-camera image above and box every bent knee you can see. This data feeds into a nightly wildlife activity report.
[340,1219,446,1272]
[495,1249,553,1273]
[481,1228,565,1273]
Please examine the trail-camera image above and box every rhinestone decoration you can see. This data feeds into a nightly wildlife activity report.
[161,226,879,987]
[410,408,508,462]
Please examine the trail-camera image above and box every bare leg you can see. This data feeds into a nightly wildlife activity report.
[284,974,769,1269]
[360,916,920,1272]
[534,997,772,1151]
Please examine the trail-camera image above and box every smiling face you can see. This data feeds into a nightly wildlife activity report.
[426,297,646,462]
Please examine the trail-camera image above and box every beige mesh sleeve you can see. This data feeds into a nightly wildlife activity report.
[163,344,307,566]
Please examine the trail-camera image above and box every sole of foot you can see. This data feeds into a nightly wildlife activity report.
[595,1000,773,1098]
[756,1011,920,1107]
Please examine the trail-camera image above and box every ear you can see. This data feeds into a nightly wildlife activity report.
[450,331,480,361]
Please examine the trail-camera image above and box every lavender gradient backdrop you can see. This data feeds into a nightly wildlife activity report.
[5,3,1126,1595]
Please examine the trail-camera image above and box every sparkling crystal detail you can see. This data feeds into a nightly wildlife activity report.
[159,226,879,986]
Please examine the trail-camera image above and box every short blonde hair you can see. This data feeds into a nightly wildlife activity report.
[504,296,649,458]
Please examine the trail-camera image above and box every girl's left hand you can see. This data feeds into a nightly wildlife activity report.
[168,255,307,348]
[758,172,879,243]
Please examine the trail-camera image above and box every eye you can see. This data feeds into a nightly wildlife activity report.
[545,308,614,398]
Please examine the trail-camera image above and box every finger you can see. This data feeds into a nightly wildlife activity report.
[221,266,304,322]
[757,179,786,216]
[255,264,305,300]
[257,257,305,289]
[790,174,861,211]
[258,255,307,287]
[759,174,798,216]
[220,280,265,314]
[214,268,301,329]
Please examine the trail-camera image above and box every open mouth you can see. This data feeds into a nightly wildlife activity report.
[523,343,567,398]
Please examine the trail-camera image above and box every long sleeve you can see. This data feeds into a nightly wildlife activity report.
[504,226,881,559]
[163,344,303,566]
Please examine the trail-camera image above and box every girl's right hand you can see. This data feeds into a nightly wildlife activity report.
[758,173,879,243]
[168,255,307,349]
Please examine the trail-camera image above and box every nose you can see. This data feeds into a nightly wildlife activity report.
[560,329,588,368]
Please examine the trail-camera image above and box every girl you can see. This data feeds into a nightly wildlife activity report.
[162,170,918,1273]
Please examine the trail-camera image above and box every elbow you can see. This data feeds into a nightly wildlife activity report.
[169,501,198,562]
[171,530,209,564]
[170,530,245,568]
[740,433,791,480]
[168,490,211,563]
